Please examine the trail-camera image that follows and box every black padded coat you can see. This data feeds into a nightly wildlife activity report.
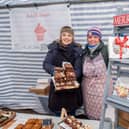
[43,41,83,113]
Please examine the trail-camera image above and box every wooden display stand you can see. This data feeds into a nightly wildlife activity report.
[99,59,129,129]
[99,13,129,129]
[118,110,129,129]
[0,110,16,128]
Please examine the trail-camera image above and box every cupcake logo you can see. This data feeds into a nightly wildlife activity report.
[34,23,46,41]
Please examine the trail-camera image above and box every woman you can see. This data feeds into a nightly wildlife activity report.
[82,26,109,120]
[43,26,83,115]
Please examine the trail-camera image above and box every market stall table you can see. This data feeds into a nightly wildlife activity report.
[5,112,112,129]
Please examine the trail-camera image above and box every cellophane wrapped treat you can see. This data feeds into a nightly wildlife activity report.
[53,62,79,91]
[58,115,92,129]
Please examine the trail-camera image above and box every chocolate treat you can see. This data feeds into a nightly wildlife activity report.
[54,72,65,82]
[54,67,64,72]
[35,119,42,125]
[64,63,73,70]
[14,118,54,129]
[65,72,76,81]
[31,124,42,129]
[23,123,33,129]
[53,62,79,91]
[25,119,36,125]
[63,116,84,129]
[14,124,24,129]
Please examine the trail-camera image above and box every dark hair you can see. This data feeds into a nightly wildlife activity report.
[60,26,74,35]
[60,26,74,44]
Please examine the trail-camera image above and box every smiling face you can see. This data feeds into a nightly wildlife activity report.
[87,27,102,46]
[61,32,73,45]
[87,35,100,46]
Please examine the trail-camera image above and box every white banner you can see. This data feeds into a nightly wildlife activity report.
[10,4,71,51]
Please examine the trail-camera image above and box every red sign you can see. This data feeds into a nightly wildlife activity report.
[113,14,129,26]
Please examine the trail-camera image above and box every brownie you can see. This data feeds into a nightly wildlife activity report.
[54,67,64,72]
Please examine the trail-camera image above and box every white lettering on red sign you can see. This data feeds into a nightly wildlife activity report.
[113,14,129,26]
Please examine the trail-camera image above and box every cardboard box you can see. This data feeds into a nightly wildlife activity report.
[29,86,50,96]
[118,110,129,129]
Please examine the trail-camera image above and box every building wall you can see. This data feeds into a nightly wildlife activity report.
[0,0,129,112]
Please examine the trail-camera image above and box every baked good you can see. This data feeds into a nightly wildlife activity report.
[64,63,74,71]
[59,115,92,129]
[35,119,42,124]
[115,86,128,97]
[54,67,64,72]
[14,124,24,129]
[25,118,36,124]
[23,123,33,129]
[65,71,76,81]
[14,118,53,129]
[0,110,16,127]
[31,124,42,129]
[54,72,65,82]
[53,62,79,91]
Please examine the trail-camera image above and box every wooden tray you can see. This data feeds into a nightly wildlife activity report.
[14,118,54,129]
[52,77,79,91]
[29,86,50,95]
[0,110,16,127]
[58,108,92,129]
